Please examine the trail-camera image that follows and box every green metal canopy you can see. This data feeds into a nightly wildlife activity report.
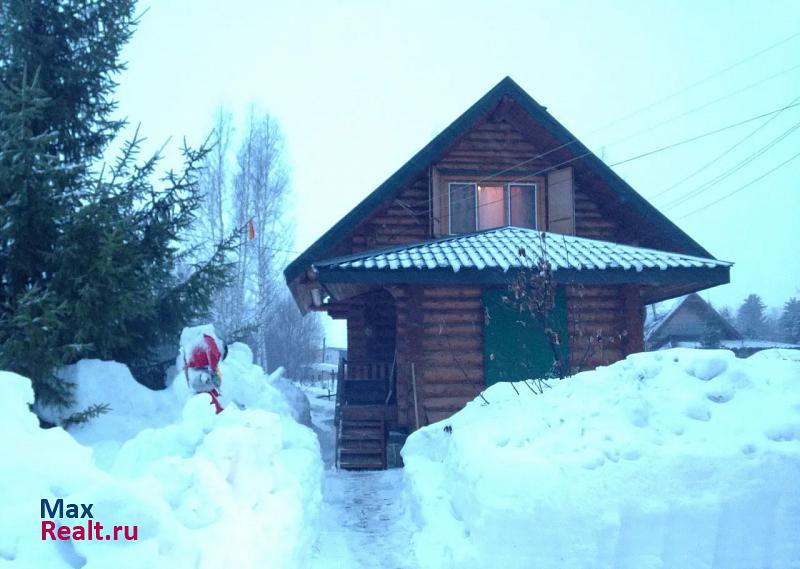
[312,227,731,293]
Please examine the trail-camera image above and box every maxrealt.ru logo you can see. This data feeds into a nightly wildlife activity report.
[41,499,138,541]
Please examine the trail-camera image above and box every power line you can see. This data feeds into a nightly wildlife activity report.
[602,61,800,150]
[301,32,800,257]
[466,60,800,190]
[676,149,800,220]
[607,102,800,168]
[588,29,800,134]
[432,103,800,232]
[651,93,800,200]
[662,117,800,210]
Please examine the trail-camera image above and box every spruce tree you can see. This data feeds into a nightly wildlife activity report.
[736,294,768,339]
[0,0,134,167]
[0,1,237,409]
[0,71,79,406]
[778,298,800,344]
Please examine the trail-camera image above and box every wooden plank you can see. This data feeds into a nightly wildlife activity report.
[421,383,481,397]
[422,311,483,324]
[420,351,484,365]
[422,286,482,297]
[423,395,474,411]
[420,298,483,310]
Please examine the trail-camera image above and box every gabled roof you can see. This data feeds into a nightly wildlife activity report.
[313,227,730,291]
[646,293,742,343]
[285,76,714,285]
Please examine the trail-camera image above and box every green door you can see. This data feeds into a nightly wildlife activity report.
[483,286,569,386]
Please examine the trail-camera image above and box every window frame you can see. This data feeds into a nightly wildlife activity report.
[447,181,478,234]
[507,182,537,230]
[447,180,538,234]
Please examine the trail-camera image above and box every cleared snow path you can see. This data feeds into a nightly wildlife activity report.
[305,386,419,569]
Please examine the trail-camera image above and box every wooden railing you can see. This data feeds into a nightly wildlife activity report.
[343,360,393,382]
[337,359,395,405]
[334,359,396,470]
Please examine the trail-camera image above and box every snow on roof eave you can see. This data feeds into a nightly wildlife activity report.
[312,225,733,269]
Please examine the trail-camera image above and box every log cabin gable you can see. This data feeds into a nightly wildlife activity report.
[430,96,627,243]
[285,76,717,313]
[347,173,430,253]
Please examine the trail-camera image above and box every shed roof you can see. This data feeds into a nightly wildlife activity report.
[313,227,731,291]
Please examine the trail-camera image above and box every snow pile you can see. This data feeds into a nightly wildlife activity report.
[2,326,323,569]
[402,349,800,569]
[35,324,310,446]
[34,360,184,445]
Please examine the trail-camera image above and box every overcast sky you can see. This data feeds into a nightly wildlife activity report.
[113,0,799,346]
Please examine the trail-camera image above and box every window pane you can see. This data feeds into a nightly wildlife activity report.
[477,185,506,230]
[510,184,536,228]
[449,183,476,234]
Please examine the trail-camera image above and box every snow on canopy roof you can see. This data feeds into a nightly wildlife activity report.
[313,227,731,278]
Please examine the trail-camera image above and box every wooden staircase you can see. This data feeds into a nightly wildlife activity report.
[337,406,386,470]
[334,360,394,470]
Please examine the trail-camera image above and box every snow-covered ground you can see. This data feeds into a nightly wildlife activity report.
[302,385,419,569]
[6,344,799,569]
[3,327,323,569]
[402,348,800,569]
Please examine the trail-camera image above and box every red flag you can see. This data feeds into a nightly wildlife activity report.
[248,218,255,240]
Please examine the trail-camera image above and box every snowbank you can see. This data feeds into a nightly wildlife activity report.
[402,349,800,569]
[3,326,323,569]
[35,326,312,446]
[34,359,184,445]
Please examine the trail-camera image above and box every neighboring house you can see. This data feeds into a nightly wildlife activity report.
[284,77,732,469]
[646,293,741,349]
[320,346,347,366]
[646,293,799,356]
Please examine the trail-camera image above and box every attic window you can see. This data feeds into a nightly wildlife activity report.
[448,182,536,234]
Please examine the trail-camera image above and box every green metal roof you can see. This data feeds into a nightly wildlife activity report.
[313,227,731,288]
[285,76,716,287]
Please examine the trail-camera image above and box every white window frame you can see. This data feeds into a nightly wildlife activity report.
[447,180,538,234]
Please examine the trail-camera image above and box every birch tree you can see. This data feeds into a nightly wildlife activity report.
[194,106,322,374]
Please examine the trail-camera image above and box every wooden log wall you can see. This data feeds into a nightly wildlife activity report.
[390,285,485,429]
[349,176,429,252]
[340,97,627,258]
[432,109,622,242]
[341,283,645,433]
[345,289,397,364]
[566,284,644,372]
[436,115,549,172]
[574,182,619,241]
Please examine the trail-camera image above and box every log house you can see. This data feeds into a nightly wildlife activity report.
[284,77,732,469]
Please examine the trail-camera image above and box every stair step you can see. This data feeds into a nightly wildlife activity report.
[340,424,383,433]
[339,433,384,445]
[339,461,385,470]
[340,448,383,455]
[341,419,383,426]
[339,441,383,452]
